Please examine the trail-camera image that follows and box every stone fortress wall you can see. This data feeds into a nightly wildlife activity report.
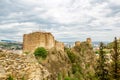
[23,32,64,53]
[75,38,92,46]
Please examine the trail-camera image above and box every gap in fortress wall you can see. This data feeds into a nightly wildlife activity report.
[23,32,64,53]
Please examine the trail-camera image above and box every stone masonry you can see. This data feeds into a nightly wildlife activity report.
[75,41,81,46]
[23,32,64,53]
[86,38,92,44]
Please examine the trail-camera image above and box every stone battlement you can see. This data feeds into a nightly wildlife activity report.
[23,32,64,53]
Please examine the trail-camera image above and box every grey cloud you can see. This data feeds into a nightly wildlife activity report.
[0,0,120,42]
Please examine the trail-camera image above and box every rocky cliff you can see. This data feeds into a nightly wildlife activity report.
[41,49,71,80]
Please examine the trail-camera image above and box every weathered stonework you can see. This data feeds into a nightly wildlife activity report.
[55,41,64,51]
[86,38,92,44]
[23,32,64,53]
[75,41,81,46]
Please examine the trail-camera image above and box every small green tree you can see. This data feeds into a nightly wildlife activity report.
[34,47,48,59]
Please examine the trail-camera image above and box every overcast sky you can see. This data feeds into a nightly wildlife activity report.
[0,0,120,42]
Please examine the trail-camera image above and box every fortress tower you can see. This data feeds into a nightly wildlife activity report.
[23,32,64,53]
[86,38,92,44]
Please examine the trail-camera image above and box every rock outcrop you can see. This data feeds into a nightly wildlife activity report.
[0,52,50,80]
[23,32,64,53]
[41,49,71,80]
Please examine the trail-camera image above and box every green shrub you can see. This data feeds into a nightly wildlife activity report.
[64,77,71,80]
[72,64,82,74]
[24,52,29,54]
[7,75,14,80]
[67,50,76,63]
[95,51,99,54]
[64,77,78,80]
[58,72,62,80]
[34,47,48,59]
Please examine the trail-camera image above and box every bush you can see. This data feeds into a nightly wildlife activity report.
[64,77,71,80]
[58,72,62,80]
[64,77,79,80]
[34,47,48,59]
[72,64,79,74]
[67,50,76,63]
[7,75,14,80]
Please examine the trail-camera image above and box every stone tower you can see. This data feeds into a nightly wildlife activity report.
[86,38,92,44]
[23,32,64,53]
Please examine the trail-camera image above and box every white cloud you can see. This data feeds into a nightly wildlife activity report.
[109,0,120,5]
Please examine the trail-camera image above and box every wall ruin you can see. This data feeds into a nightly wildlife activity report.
[23,32,64,53]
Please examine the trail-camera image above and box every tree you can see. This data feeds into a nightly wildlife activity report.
[66,50,76,63]
[34,47,48,59]
[96,42,109,80]
[111,37,120,80]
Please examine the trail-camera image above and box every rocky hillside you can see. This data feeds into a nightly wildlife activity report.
[67,42,97,80]
[38,48,71,80]
[0,41,97,80]
[0,51,50,80]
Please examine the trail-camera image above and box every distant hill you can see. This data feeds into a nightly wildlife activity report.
[0,40,21,43]
[0,41,22,50]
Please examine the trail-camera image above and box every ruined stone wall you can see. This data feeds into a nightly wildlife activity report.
[23,32,64,53]
[23,32,55,53]
[55,41,64,51]
[75,41,81,46]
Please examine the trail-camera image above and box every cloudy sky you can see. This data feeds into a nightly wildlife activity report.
[0,0,120,42]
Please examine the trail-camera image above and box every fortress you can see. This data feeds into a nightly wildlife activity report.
[23,32,64,53]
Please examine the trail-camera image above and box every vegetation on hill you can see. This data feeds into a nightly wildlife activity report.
[95,42,110,80]
[63,38,120,80]
[64,42,96,80]
[95,37,120,80]
[110,37,120,80]
[1,38,120,80]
